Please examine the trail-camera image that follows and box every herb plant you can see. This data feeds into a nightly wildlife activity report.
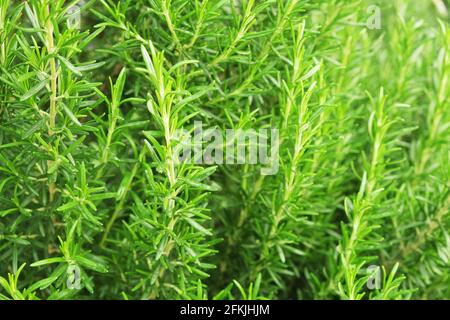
[0,0,449,300]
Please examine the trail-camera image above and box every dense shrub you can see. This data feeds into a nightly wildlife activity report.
[0,0,449,299]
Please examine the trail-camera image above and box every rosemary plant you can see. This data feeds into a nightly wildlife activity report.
[0,0,449,300]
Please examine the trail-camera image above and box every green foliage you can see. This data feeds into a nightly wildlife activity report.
[0,0,449,300]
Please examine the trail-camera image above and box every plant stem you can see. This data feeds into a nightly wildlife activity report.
[45,1,58,202]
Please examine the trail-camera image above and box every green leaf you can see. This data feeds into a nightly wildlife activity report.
[58,55,82,76]
[62,103,82,126]
[31,258,65,267]
[185,218,212,236]
[29,276,59,292]
[75,256,108,273]
[20,80,48,101]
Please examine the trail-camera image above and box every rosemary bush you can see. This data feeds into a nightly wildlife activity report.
[0,0,449,300]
